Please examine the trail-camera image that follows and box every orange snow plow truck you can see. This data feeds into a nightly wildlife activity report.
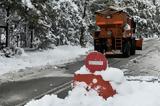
[94,7,143,57]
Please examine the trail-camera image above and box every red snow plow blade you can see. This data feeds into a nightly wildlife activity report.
[73,74,116,99]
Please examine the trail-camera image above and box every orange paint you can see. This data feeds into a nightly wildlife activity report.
[96,12,129,38]
[94,7,143,51]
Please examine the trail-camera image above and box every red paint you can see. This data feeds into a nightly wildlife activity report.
[73,74,116,99]
[73,52,116,99]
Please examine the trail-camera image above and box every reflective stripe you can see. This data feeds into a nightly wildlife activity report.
[89,61,103,65]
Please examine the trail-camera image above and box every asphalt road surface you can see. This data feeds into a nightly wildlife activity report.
[0,38,158,106]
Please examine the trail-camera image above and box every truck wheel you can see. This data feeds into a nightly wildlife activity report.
[94,39,100,52]
[130,38,136,55]
[122,41,131,57]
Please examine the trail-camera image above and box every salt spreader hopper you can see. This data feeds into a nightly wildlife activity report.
[93,7,143,57]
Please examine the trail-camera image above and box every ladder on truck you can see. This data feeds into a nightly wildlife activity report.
[115,37,122,50]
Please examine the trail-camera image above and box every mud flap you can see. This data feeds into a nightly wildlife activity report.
[135,38,143,50]
[122,41,131,57]
[130,38,136,55]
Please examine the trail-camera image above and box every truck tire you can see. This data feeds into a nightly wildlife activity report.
[130,38,136,55]
[94,39,100,52]
[122,41,131,57]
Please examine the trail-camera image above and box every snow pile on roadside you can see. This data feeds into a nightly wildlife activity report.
[75,66,130,94]
[95,67,125,84]
[25,67,160,106]
[0,45,91,75]
[143,34,159,41]
[25,84,106,106]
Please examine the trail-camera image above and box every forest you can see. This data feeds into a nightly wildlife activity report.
[0,0,160,51]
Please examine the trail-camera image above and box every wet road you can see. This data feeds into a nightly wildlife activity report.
[0,39,158,106]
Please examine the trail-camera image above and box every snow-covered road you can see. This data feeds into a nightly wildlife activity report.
[24,38,160,106]
[0,38,160,106]
[123,38,160,76]
[25,65,160,106]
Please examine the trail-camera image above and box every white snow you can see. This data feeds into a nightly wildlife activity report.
[76,66,125,84]
[75,65,91,74]
[123,39,160,76]
[21,0,35,9]
[25,67,160,106]
[0,45,91,76]
[52,0,78,12]
[95,67,125,84]
[143,34,159,41]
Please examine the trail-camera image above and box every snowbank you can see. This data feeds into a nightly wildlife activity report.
[143,34,159,41]
[25,67,160,106]
[25,84,105,106]
[0,45,91,75]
